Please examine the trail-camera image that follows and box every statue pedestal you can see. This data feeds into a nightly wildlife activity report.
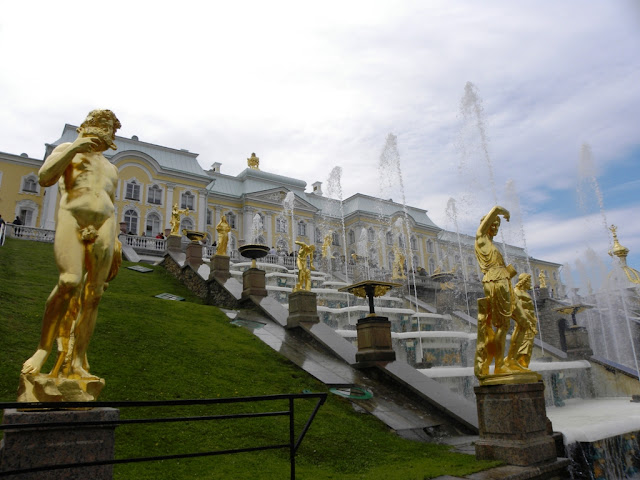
[0,408,118,479]
[474,382,557,466]
[209,254,230,281]
[166,235,182,252]
[565,325,593,359]
[355,316,396,363]
[242,268,267,299]
[287,291,319,329]
[185,242,203,268]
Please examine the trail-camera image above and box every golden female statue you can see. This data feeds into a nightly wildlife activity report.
[293,240,315,292]
[216,215,231,255]
[505,273,538,369]
[22,110,122,381]
[169,204,189,236]
[474,206,517,377]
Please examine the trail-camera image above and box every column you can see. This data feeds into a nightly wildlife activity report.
[165,183,176,228]
[40,185,58,230]
[197,189,207,231]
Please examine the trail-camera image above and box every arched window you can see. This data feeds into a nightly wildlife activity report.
[22,176,38,193]
[386,231,393,246]
[181,191,195,210]
[368,228,375,242]
[225,212,236,229]
[348,230,355,244]
[276,218,287,233]
[145,212,161,237]
[428,258,436,275]
[147,184,162,205]
[181,217,194,231]
[412,255,419,269]
[387,250,395,270]
[125,180,141,201]
[297,221,307,237]
[206,209,213,225]
[124,209,138,234]
[410,236,417,250]
[426,239,434,253]
[332,231,340,246]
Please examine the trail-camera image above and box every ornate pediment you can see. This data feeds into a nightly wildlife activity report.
[244,188,318,213]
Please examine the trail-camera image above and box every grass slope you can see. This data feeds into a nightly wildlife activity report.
[0,238,499,479]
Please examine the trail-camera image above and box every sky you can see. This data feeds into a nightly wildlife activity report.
[1,1,639,292]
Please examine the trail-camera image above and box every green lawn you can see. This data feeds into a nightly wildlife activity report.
[0,238,499,479]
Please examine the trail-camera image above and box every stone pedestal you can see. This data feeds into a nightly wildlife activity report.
[242,268,267,299]
[185,242,203,268]
[166,235,182,252]
[355,316,396,363]
[0,408,119,479]
[287,291,319,328]
[537,287,549,300]
[475,382,557,466]
[565,325,593,359]
[209,254,230,281]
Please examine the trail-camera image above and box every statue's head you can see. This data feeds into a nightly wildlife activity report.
[516,273,531,290]
[481,214,501,237]
[78,109,121,150]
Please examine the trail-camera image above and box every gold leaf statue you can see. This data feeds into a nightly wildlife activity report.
[170,203,190,236]
[19,110,123,401]
[293,240,315,292]
[474,206,540,384]
[216,215,231,255]
[322,232,333,259]
[505,274,538,369]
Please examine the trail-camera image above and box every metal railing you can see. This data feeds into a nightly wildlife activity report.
[0,392,327,479]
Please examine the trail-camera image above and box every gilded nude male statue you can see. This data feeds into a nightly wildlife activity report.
[22,110,122,381]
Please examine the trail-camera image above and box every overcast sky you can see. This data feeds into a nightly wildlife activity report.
[1,1,639,292]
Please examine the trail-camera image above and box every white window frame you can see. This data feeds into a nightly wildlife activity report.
[147,184,163,205]
[125,180,141,201]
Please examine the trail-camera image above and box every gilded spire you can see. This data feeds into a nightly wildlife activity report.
[609,225,630,260]
[608,225,640,284]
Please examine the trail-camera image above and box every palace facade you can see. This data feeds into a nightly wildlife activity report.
[0,123,562,294]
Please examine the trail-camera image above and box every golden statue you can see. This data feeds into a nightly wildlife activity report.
[247,152,260,170]
[293,240,315,292]
[505,274,538,369]
[538,270,547,288]
[391,245,406,279]
[474,206,515,377]
[322,232,333,259]
[169,203,189,236]
[474,206,540,384]
[216,215,231,255]
[20,110,123,401]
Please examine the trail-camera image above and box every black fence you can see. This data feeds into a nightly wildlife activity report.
[0,392,327,479]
